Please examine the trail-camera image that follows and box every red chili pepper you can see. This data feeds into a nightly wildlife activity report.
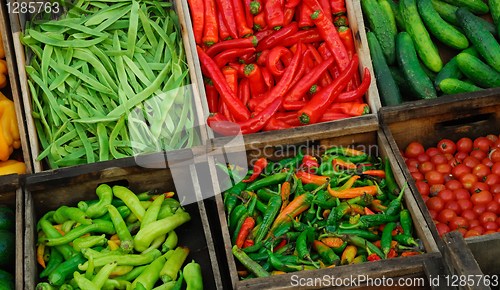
[387,248,398,259]
[330,0,346,15]
[244,0,255,30]
[243,239,254,248]
[250,0,262,14]
[256,49,270,66]
[264,0,285,30]
[320,111,350,122]
[296,171,329,185]
[298,3,314,28]
[267,46,293,77]
[401,251,421,257]
[301,155,319,173]
[214,47,256,67]
[364,207,375,215]
[256,22,298,51]
[260,66,275,89]
[338,25,359,90]
[306,44,333,87]
[332,158,356,170]
[232,0,253,37]
[197,46,250,121]
[188,0,205,45]
[220,102,236,122]
[238,78,251,106]
[305,0,349,70]
[218,12,231,40]
[274,239,287,252]
[283,100,305,111]
[243,64,267,97]
[284,7,295,25]
[253,11,267,31]
[207,96,283,135]
[239,51,257,64]
[317,43,340,79]
[285,57,334,103]
[205,79,219,113]
[329,102,369,116]
[254,43,304,113]
[274,112,302,126]
[244,157,268,182]
[367,253,382,261]
[298,54,358,124]
[206,36,258,57]
[319,0,332,23]
[337,68,371,102]
[362,170,386,178]
[236,217,255,248]
[285,0,301,9]
[279,29,322,47]
[202,0,218,46]
[216,0,238,39]
[334,15,349,27]
[223,66,238,94]
[263,116,293,131]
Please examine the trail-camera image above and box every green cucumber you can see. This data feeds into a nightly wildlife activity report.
[384,0,406,31]
[457,7,500,72]
[489,0,500,26]
[400,0,443,72]
[431,0,496,34]
[396,32,437,99]
[389,66,416,100]
[435,47,478,87]
[418,0,469,50]
[379,0,398,35]
[361,0,397,65]
[456,53,500,88]
[442,0,489,14]
[367,32,402,106]
[439,78,482,94]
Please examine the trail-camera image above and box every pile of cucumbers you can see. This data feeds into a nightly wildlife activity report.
[362,0,500,105]
[0,205,15,290]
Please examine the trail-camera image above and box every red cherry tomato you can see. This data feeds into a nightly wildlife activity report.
[456,137,473,153]
[486,202,500,215]
[490,149,500,163]
[438,139,456,155]
[459,173,478,189]
[491,185,500,195]
[422,195,430,203]
[465,229,481,238]
[419,161,435,174]
[426,147,440,157]
[431,154,447,165]
[473,164,491,179]
[445,200,461,214]
[482,158,494,168]
[470,182,489,194]
[474,137,493,152]
[492,163,500,176]
[484,174,500,187]
[426,171,445,185]
[428,209,438,220]
[486,134,499,143]
[427,196,445,212]
[479,211,497,223]
[430,184,446,196]
[411,172,424,181]
[484,221,499,231]
[449,216,469,230]
[435,222,450,237]
[455,151,468,161]
[497,216,500,226]
[416,180,430,196]
[462,156,480,169]
[457,199,473,212]
[470,149,487,161]
[437,189,454,202]
[449,157,460,168]
[473,205,487,216]
[405,142,425,158]
[436,163,452,175]
[484,230,497,234]
[408,166,419,173]
[452,164,471,178]
[405,158,419,168]
[438,209,457,224]
[454,188,470,200]
[471,190,493,206]
[470,225,484,234]
[416,153,430,163]
[461,209,477,221]
[444,153,454,161]
[446,180,463,191]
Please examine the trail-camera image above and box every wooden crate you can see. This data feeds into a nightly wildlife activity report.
[23,153,223,289]
[201,120,440,289]
[0,174,23,290]
[182,0,381,140]
[7,0,209,172]
[380,88,500,248]
[0,0,32,173]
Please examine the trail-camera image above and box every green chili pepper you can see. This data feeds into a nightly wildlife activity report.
[352,255,367,264]
[53,206,92,225]
[132,254,167,290]
[79,249,162,271]
[232,213,249,245]
[324,147,368,163]
[247,194,258,216]
[326,228,380,241]
[339,213,399,230]
[45,219,115,246]
[107,204,134,252]
[256,188,279,202]
[375,182,388,201]
[40,248,64,278]
[268,251,311,272]
[72,234,107,252]
[48,253,87,286]
[171,271,183,290]
[384,158,399,197]
[113,186,146,222]
[224,182,246,216]
[35,282,56,290]
[246,172,288,191]
[84,184,113,219]
[141,195,165,229]
[162,230,178,253]
[160,246,189,283]
[115,265,148,282]
[38,215,77,260]
[393,234,419,247]
[100,205,131,222]
[229,204,247,232]
[183,260,203,290]
[313,240,340,265]
[254,195,281,243]
[232,245,270,277]
[385,183,407,216]
[400,209,413,236]
[346,235,384,260]
[381,222,396,258]
[296,227,315,261]
[74,272,99,290]
[346,193,374,207]
[92,261,118,289]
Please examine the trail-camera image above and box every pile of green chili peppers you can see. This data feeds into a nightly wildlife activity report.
[219,146,425,279]
[35,184,203,290]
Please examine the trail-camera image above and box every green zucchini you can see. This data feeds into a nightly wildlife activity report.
[439,78,482,94]
[361,0,397,65]
[379,0,398,36]
[456,53,500,88]
[418,0,469,49]
[435,47,478,87]
[367,32,402,106]
[400,0,443,72]
[396,32,437,99]
[442,0,489,14]
[384,0,406,31]
[431,0,496,34]
[457,7,500,72]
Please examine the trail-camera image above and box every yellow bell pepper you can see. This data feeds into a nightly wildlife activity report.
[0,92,20,161]
[0,160,26,175]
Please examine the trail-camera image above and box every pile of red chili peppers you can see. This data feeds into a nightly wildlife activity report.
[219,146,423,279]
[187,0,372,135]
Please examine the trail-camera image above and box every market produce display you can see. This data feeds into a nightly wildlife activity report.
[187,0,372,135]
[362,0,500,105]
[403,134,500,238]
[35,184,203,289]
[0,204,15,290]
[219,146,423,279]
[22,0,200,169]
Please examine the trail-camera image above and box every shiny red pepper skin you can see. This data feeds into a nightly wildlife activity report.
[214,47,256,67]
[285,0,301,9]
[305,0,349,70]
[317,43,340,79]
[267,46,293,77]
[253,11,267,31]
[320,111,350,122]
[205,79,219,113]
[256,22,298,51]
[238,78,251,106]
[283,100,306,111]
[206,36,258,57]
[337,68,371,102]
[188,0,205,45]
[301,155,319,173]
[256,49,270,66]
[243,64,267,97]
[279,29,322,47]
[296,171,329,185]
[307,44,333,87]
[274,112,302,126]
[285,56,334,103]
[319,0,332,22]
[254,43,304,113]
[197,46,250,121]
[260,66,274,89]
[216,0,238,39]
[338,26,359,90]
[367,253,382,261]
[263,117,293,131]
[264,0,285,30]
[223,66,238,94]
[298,54,358,124]
[244,158,268,182]
[202,0,219,46]
[329,102,369,116]
[330,0,346,15]
[232,0,254,37]
[218,12,231,40]
[284,7,295,25]
[244,0,255,30]
[298,3,314,28]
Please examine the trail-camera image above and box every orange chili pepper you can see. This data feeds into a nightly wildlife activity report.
[53,224,65,236]
[295,171,329,186]
[280,181,291,211]
[401,251,421,257]
[328,185,377,198]
[332,158,357,170]
[364,207,375,215]
[37,244,46,269]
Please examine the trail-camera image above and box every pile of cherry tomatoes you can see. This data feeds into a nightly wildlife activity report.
[403,134,500,238]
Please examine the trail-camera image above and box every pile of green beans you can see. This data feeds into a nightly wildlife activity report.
[23,0,200,168]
